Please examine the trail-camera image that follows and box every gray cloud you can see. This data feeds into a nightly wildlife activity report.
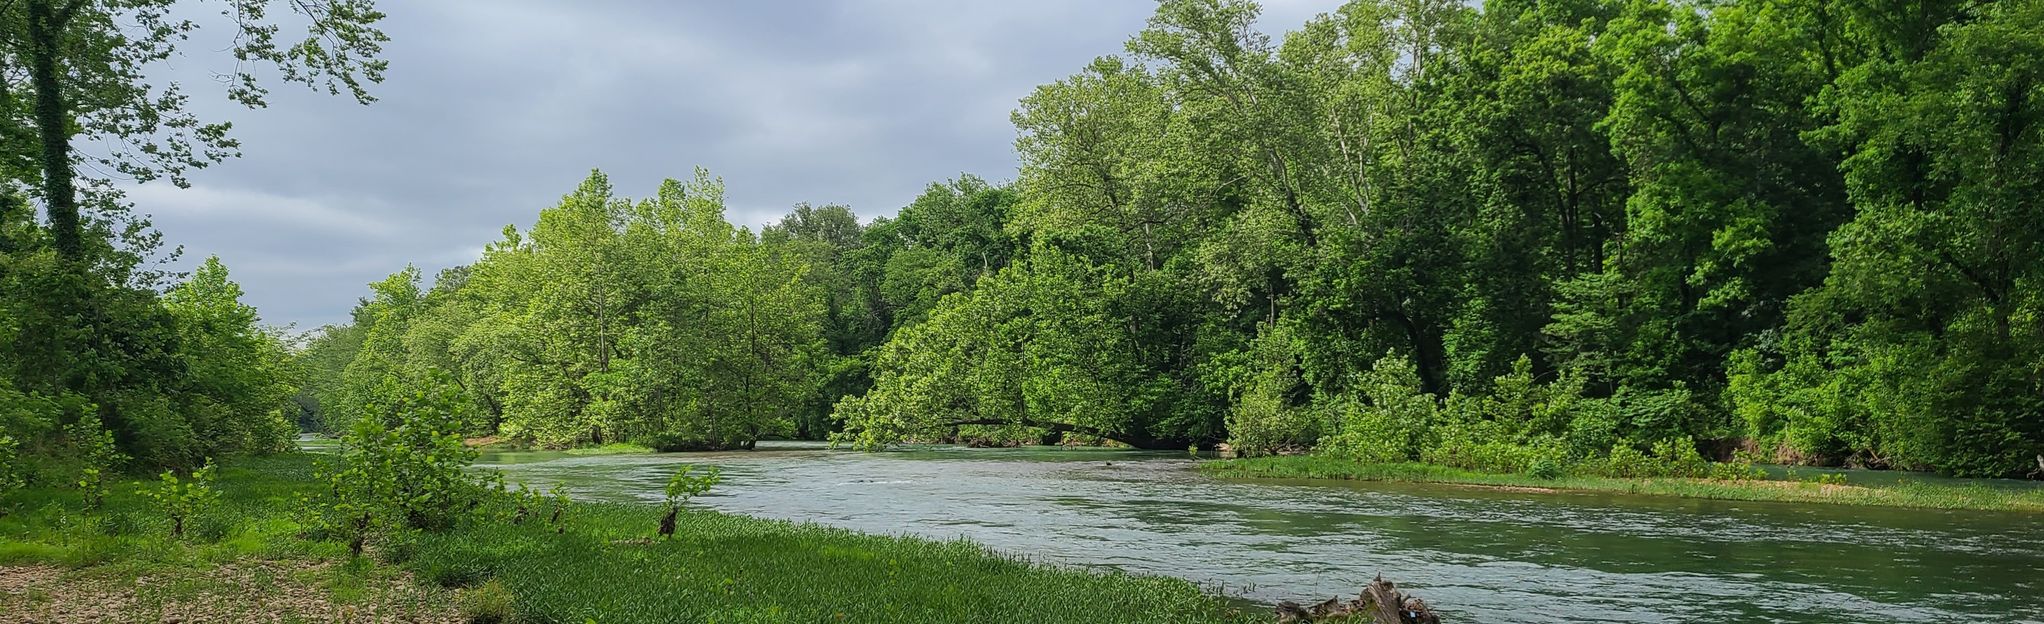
[131,0,1340,329]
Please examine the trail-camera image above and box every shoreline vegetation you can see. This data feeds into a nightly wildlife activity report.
[1201,456,2044,513]
[1,453,1263,624]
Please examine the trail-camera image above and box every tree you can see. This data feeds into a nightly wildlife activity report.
[1741,0,2044,476]
[0,2,388,475]
[161,256,296,457]
[3,0,387,263]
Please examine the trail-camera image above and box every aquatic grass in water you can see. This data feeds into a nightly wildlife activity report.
[1203,455,2044,512]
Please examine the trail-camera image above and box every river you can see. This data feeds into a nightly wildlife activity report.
[467,441,2043,623]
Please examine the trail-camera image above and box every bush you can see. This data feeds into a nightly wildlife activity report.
[1319,353,1435,463]
[1649,437,1711,478]
[1708,451,1767,481]
[1224,325,1319,456]
[1598,442,1660,478]
[143,459,219,538]
[660,464,721,538]
[312,369,489,551]
[664,464,721,507]
[0,434,20,509]
[77,467,105,511]
[1612,385,1728,447]
[1564,398,1622,459]
[1225,385,1318,457]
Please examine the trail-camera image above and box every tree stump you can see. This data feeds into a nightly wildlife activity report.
[1271,575,1440,623]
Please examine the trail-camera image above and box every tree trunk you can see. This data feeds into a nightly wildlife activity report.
[27,0,81,262]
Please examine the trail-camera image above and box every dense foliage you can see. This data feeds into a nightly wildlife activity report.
[0,0,388,483]
[294,0,2041,477]
[301,172,833,450]
[830,0,2043,477]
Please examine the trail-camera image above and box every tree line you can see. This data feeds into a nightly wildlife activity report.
[295,172,1024,450]
[305,0,2040,478]
[831,0,2038,477]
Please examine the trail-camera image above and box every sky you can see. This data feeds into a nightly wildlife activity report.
[133,0,1340,329]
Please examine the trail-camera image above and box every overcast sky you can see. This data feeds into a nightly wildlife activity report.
[133,0,1338,329]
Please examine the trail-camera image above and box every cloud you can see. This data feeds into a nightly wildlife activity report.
[130,182,401,239]
[129,0,1344,328]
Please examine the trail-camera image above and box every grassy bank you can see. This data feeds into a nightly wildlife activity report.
[1202,455,2044,512]
[1,453,1258,624]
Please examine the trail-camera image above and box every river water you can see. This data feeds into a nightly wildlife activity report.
[470,442,2043,623]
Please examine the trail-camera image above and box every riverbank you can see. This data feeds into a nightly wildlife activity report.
[1,453,1260,623]
[1201,455,2044,512]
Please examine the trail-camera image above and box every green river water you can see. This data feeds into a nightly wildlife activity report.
[455,441,2040,623]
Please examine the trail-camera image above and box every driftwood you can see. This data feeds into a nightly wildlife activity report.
[1274,575,1440,624]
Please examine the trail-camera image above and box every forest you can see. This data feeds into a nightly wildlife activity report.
[0,0,2040,622]
[3,0,2041,497]
[274,0,2043,479]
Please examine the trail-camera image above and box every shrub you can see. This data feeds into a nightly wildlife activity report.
[1649,437,1712,478]
[639,431,721,452]
[68,414,124,513]
[77,467,105,511]
[308,370,489,556]
[327,371,485,531]
[144,459,219,538]
[660,464,721,538]
[1615,385,1706,445]
[1599,442,1659,479]
[1319,353,1436,463]
[1564,398,1622,459]
[1708,451,1766,481]
[1226,383,1317,457]
[1224,327,1318,456]
[508,482,539,525]
[545,483,569,533]
[0,434,20,509]
[1422,420,1521,472]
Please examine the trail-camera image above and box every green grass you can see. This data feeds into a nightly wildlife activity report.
[0,455,449,621]
[561,442,655,456]
[2,453,1259,624]
[1201,455,2044,512]
[401,504,1255,624]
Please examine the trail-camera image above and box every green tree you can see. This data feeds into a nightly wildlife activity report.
[161,256,296,458]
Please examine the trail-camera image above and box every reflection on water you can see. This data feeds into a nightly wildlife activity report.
[464,442,2041,623]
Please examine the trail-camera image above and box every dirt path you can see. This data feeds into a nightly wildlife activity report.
[0,561,460,623]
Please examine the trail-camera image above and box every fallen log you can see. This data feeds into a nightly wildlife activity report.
[1273,575,1440,624]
